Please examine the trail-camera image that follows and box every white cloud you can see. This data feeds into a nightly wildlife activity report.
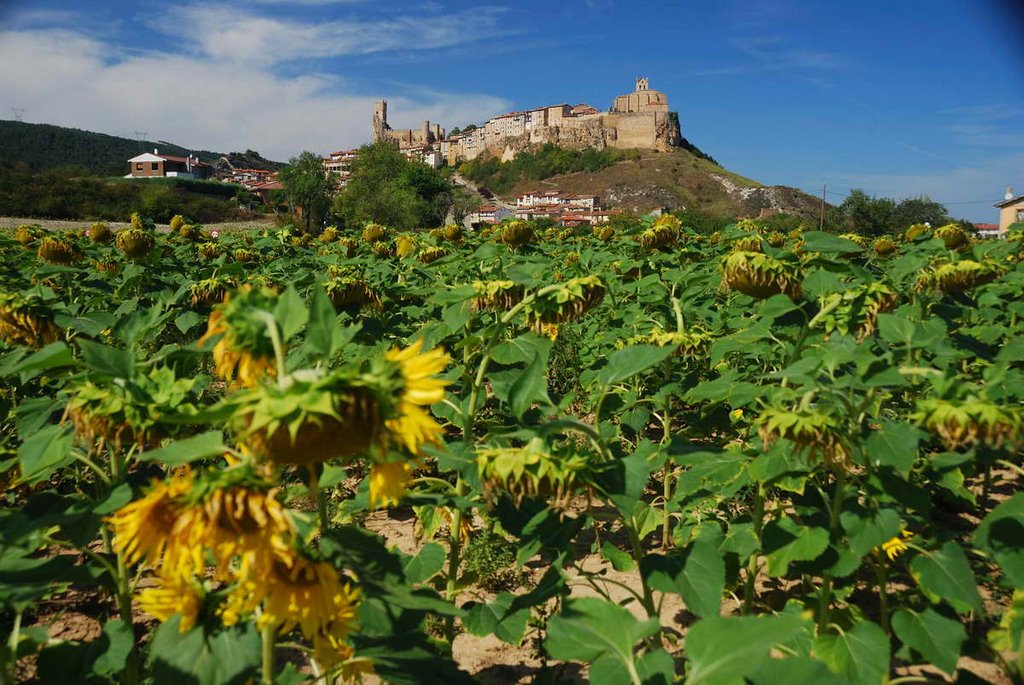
[161,4,511,66]
[0,28,510,160]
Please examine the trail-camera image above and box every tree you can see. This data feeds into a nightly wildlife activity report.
[838,190,896,236]
[278,151,332,234]
[332,142,455,230]
[892,196,950,229]
[450,186,482,225]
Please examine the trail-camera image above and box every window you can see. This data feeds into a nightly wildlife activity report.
[151,162,160,171]
[135,163,143,171]
[1017,208,1024,222]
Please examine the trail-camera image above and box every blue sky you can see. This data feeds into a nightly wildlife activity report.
[1,0,1022,221]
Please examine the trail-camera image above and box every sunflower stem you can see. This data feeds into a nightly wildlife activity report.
[114,550,139,685]
[875,555,890,635]
[816,469,846,635]
[742,483,766,615]
[261,622,276,685]
[1,610,21,685]
[444,478,468,640]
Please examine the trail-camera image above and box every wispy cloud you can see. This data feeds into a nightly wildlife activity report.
[941,103,1024,148]
[159,3,512,66]
[684,36,846,79]
[0,27,511,160]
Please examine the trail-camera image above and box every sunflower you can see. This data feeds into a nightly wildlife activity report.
[175,481,295,579]
[198,287,278,387]
[497,221,535,250]
[88,222,112,244]
[476,439,591,506]
[523,275,605,332]
[757,407,848,468]
[115,227,155,259]
[362,224,388,243]
[721,251,803,300]
[368,460,415,508]
[382,341,449,455]
[223,548,360,650]
[37,237,78,266]
[107,470,194,568]
[418,247,446,264]
[137,571,203,633]
[879,529,913,561]
[0,292,60,348]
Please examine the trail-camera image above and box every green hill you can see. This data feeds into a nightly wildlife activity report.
[0,120,281,175]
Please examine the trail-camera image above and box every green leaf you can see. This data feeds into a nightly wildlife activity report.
[13,342,75,376]
[763,517,830,577]
[641,541,724,618]
[601,541,637,572]
[909,541,983,614]
[840,508,901,559]
[149,616,261,685]
[174,311,204,334]
[596,345,673,386]
[18,424,74,485]
[305,284,337,358]
[749,657,851,685]
[864,421,921,476]
[92,620,134,675]
[138,431,226,465]
[975,493,1024,587]
[800,231,864,254]
[814,622,889,685]
[545,598,660,668]
[877,313,915,346]
[891,608,966,674]
[508,352,549,418]
[462,593,531,644]
[685,614,807,685]
[37,618,134,683]
[274,284,308,342]
[78,339,134,379]
[403,542,445,584]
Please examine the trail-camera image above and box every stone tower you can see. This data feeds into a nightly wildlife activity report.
[635,77,650,92]
[372,100,389,142]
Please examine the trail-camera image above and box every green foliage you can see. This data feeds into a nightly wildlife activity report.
[332,141,454,230]
[277,151,333,234]
[458,143,635,195]
[837,189,952,235]
[461,531,520,592]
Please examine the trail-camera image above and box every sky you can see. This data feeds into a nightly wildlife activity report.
[1,0,1022,221]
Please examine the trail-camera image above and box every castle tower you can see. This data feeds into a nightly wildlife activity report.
[372,100,389,142]
[636,77,649,92]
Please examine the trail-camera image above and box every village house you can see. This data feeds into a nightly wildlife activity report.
[466,204,513,228]
[995,187,1024,234]
[126,149,212,180]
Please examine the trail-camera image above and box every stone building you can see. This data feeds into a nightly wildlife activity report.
[371,99,444,147]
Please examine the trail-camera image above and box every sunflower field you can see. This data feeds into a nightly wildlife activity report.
[0,214,1022,685]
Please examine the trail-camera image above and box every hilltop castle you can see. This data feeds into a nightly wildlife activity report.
[370,78,681,166]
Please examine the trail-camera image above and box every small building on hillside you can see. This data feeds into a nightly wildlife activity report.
[974,223,1001,239]
[126,149,212,179]
[466,205,513,228]
[995,187,1024,233]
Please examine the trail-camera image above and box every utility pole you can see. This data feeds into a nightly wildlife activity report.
[819,182,827,231]
[11,108,26,122]
[134,131,149,148]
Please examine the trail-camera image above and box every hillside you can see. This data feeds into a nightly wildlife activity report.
[499,148,823,218]
[0,120,281,175]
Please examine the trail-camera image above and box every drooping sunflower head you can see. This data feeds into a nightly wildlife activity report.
[442,223,463,242]
[593,225,614,242]
[837,233,869,249]
[418,246,446,264]
[37,236,78,265]
[198,241,223,260]
[130,212,148,231]
[395,234,417,258]
[318,226,338,243]
[912,398,1022,451]
[233,366,387,466]
[476,438,591,506]
[337,237,358,258]
[637,219,680,250]
[0,291,60,348]
[765,231,787,248]
[523,275,605,331]
[934,223,968,249]
[233,248,258,264]
[497,221,535,250]
[189,276,235,309]
[757,406,849,469]
[813,281,899,340]
[178,223,202,241]
[169,215,185,233]
[471,280,525,312]
[362,223,388,244]
[905,223,931,241]
[372,241,396,258]
[115,227,155,259]
[198,286,279,387]
[15,224,42,247]
[872,236,898,257]
[136,570,203,633]
[721,250,803,300]
[88,222,112,244]
[324,269,381,310]
[368,459,415,508]
[646,326,715,361]
[731,235,763,253]
[914,259,1004,295]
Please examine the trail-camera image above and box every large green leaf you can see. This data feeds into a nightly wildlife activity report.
[138,431,226,465]
[304,284,337,358]
[814,622,889,685]
[36,619,134,683]
[18,423,74,484]
[462,592,531,645]
[508,352,550,418]
[78,338,135,379]
[273,284,308,341]
[863,421,921,476]
[800,231,864,254]
[685,614,807,685]
[763,517,830,577]
[975,493,1024,587]
[545,598,660,672]
[891,607,966,674]
[641,540,724,618]
[403,542,445,584]
[596,345,673,386]
[909,541,983,614]
[148,616,261,685]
